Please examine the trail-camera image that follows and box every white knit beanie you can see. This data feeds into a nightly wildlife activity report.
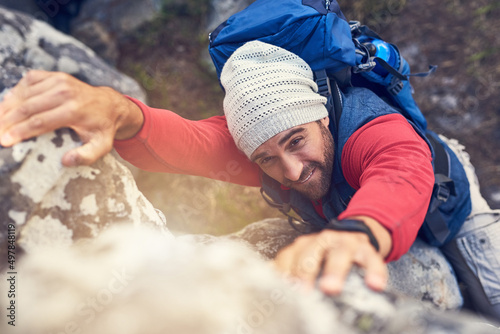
[221,40,328,158]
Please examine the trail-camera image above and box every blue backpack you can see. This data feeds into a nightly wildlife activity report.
[209,0,436,133]
[208,0,470,246]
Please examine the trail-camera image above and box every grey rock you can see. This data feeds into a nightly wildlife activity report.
[0,225,351,334]
[387,238,463,310]
[68,0,162,63]
[0,6,162,268]
[228,218,463,311]
[206,0,256,32]
[1,223,497,334]
[71,20,120,65]
[227,218,302,259]
[0,6,146,101]
[329,268,498,334]
[71,0,162,38]
[0,128,172,272]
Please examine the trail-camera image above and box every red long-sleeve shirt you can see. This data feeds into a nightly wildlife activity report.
[114,97,434,261]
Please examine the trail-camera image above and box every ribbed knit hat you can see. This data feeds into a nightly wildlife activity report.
[221,41,328,158]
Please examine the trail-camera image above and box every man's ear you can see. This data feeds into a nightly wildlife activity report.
[320,116,330,128]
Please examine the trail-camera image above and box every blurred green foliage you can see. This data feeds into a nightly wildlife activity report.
[339,0,408,31]
[161,0,211,18]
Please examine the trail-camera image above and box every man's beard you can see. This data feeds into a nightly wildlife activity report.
[285,122,334,201]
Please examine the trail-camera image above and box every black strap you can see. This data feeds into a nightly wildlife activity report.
[372,56,407,81]
[331,79,343,131]
[315,69,331,99]
[426,134,448,176]
[425,201,451,243]
[324,219,380,251]
[314,69,343,133]
[423,133,457,245]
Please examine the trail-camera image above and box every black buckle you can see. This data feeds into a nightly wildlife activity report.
[388,76,404,95]
[436,183,451,202]
[260,188,315,233]
[315,70,331,98]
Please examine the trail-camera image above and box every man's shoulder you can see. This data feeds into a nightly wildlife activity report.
[342,87,397,114]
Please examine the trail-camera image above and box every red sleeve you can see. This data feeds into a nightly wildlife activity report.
[113,96,261,187]
[337,114,434,262]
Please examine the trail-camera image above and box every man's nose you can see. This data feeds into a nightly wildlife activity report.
[282,155,303,182]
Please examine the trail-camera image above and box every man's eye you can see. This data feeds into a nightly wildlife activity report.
[260,156,272,165]
[290,137,303,147]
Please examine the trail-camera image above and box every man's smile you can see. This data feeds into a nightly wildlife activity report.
[295,167,315,184]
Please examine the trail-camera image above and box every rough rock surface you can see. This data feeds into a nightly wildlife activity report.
[0,5,159,272]
[206,0,256,32]
[71,0,162,39]
[1,224,497,334]
[0,128,171,272]
[227,218,303,259]
[0,6,146,101]
[228,218,463,310]
[387,238,463,310]
[69,0,162,64]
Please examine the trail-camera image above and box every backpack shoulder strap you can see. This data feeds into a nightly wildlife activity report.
[314,69,343,133]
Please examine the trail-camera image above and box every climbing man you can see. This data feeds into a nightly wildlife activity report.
[0,40,499,322]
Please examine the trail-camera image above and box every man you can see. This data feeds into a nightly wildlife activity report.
[0,41,499,321]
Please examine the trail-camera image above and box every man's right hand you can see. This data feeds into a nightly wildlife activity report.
[0,70,144,166]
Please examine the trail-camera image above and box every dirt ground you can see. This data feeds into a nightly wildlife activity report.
[117,0,500,235]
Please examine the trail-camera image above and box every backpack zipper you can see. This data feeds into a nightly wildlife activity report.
[325,0,331,11]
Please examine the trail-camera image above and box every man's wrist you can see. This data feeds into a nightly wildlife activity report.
[324,219,380,251]
[110,90,145,140]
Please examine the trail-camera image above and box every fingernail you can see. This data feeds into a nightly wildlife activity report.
[65,153,81,167]
[1,133,13,146]
[3,91,13,100]
[367,274,386,291]
[319,275,342,295]
[298,281,314,293]
[66,155,77,166]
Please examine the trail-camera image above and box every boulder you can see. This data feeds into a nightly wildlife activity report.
[69,0,162,64]
[206,0,256,32]
[0,128,172,272]
[228,218,463,311]
[1,223,497,334]
[71,0,162,39]
[0,5,146,101]
[0,5,163,271]
[387,238,463,310]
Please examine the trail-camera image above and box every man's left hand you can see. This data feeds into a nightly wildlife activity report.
[274,218,390,295]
